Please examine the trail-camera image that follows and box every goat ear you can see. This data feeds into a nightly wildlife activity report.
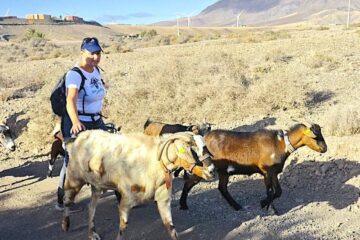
[304,128,316,138]
[191,126,199,135]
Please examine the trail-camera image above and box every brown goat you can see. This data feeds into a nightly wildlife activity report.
[48,130,65,177]
[179,123,327,213]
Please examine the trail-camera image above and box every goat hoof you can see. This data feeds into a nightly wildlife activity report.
[170,229,178,240]
[260,199,268,209]
[47,170,53,178]
[180,205,189,210]
[268,205,278,215]
[233,204,242,211]
[89,232,101,240]
[62,217,70,232]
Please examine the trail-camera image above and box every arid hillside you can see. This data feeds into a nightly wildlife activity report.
[156,0,360,26]
[0,23,359,240]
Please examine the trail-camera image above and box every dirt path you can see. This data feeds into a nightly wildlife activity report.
[1,139,359,240]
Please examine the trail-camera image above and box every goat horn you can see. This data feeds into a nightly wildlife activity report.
[157,132,195,161]
[157,138,172,162]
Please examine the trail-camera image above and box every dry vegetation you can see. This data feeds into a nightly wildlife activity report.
[0,23,359,153]
[1,23,360,239]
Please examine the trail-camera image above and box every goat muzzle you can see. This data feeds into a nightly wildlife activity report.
[177,158,215,181]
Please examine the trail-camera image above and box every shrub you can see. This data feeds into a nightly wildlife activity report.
[316,26,330,31]
[326,106,360,136]
[140,29,158,40]
[24,28,46,40]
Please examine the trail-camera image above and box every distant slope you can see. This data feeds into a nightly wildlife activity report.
[155,0,360,26]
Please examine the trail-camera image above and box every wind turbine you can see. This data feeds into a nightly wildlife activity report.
[176,14,180,36]
[4,8,10,16]
[347,0,351,28]
[175,12,187,36]
[186,10,198,27]
[236,10,244,28]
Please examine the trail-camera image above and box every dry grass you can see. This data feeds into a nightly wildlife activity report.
[326,105,360,136]
[305,52,340,70]
[1,24,360,151]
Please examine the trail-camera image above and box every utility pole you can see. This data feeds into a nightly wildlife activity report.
[347,0,351,28]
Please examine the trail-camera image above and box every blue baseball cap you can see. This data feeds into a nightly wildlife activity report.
[81,37,103,53]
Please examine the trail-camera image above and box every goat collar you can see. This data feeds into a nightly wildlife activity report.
[282,130,295,153]
[199,153,211,162]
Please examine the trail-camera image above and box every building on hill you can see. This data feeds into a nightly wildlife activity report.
[0,16,27,24]
[0,16,17,20]
[26,14,51,20]
[64,16,84,23]
[26,14,53,24]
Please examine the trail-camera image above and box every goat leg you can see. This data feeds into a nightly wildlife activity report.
[116,196,130,240]
[114,190,122,203]
[260,174,273,210]
[268,174,282,215]
[179,175,202,210]
[88,186,102,240]
[218,171,242,211]
[157,197,178,240]
[261,173,281,215]
[48,139,64,177]
[62,180,84,232]
[47,164,54,177]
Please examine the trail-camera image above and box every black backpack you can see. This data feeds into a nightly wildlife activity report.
[50,67,86,117]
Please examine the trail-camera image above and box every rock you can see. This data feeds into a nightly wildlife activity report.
[347,206,352,212]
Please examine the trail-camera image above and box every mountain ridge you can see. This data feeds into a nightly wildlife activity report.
[155,0,360,26]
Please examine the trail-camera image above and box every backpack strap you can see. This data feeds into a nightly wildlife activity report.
[94,66,105,86]
[70,67,87,114]
[71,67,86,92]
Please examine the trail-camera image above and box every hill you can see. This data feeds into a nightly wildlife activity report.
[156,0,360,26]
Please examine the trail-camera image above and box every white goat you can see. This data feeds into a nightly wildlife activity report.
[62,130,214,240]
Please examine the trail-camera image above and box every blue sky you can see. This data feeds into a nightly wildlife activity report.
[0,0,218,25]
